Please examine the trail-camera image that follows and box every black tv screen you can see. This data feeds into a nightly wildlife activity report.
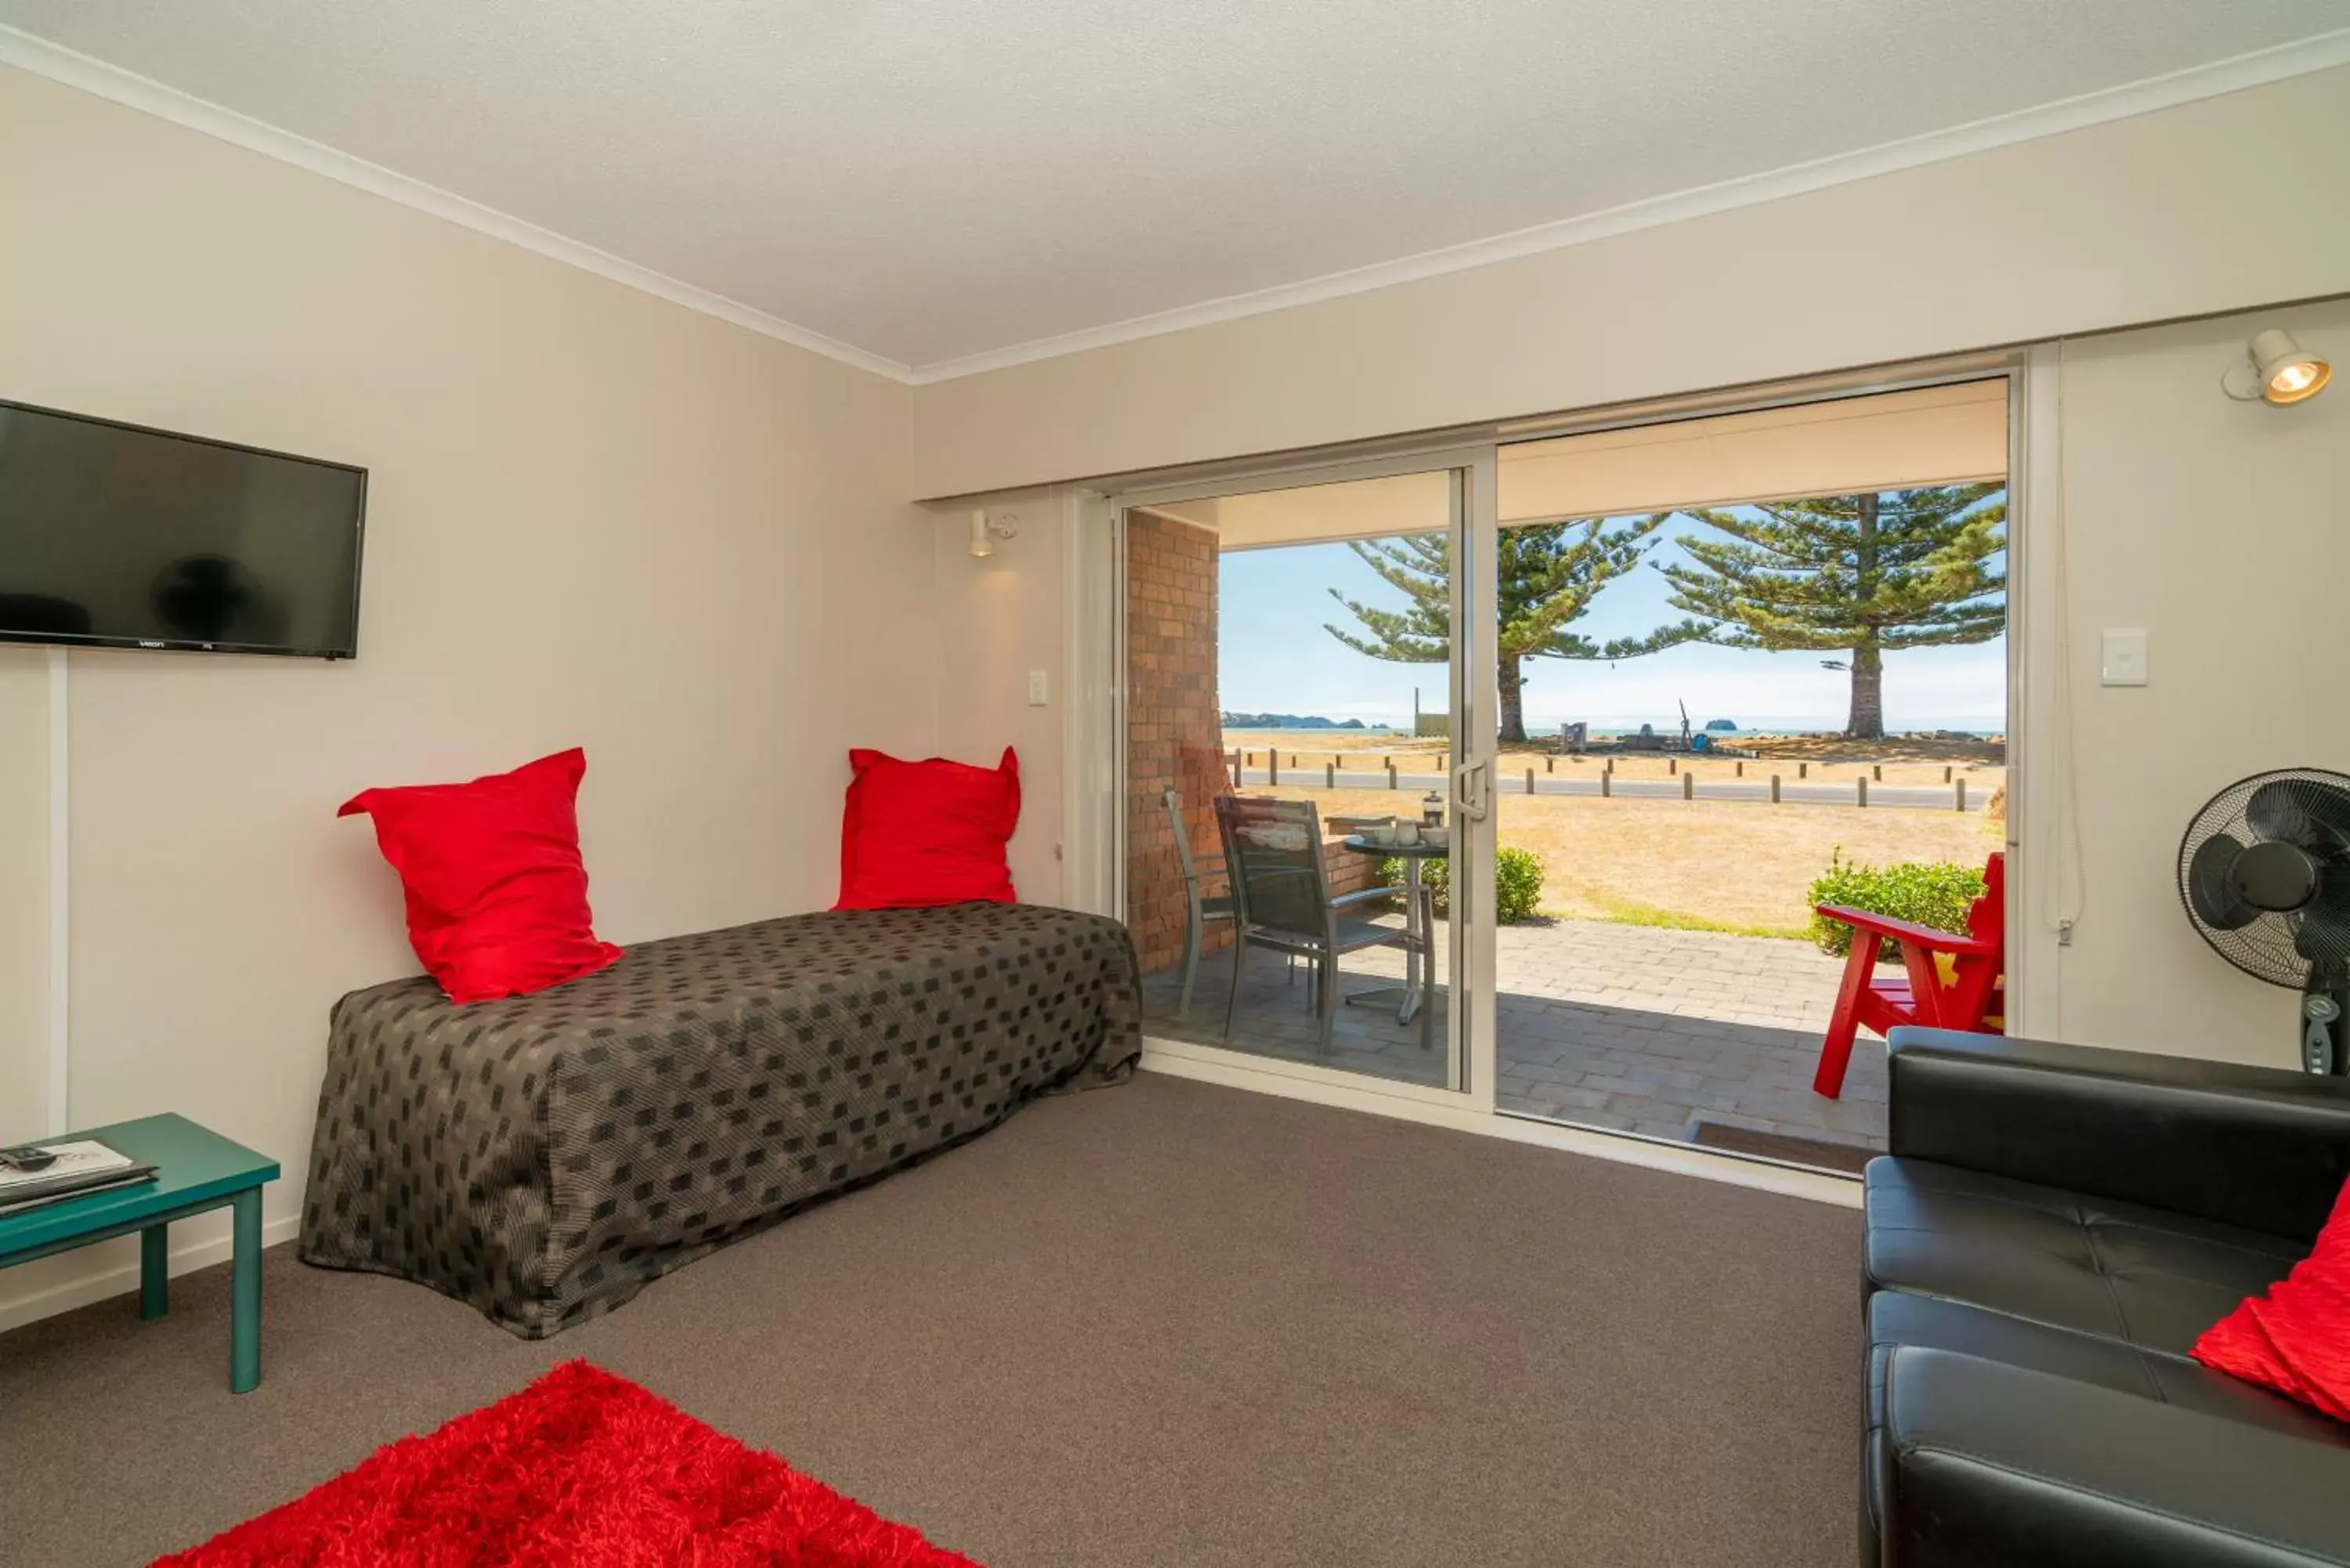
[0,397,366,658]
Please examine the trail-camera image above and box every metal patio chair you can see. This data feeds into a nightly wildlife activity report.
[1163,785,1236,1014]
[1213,796,1419,1055]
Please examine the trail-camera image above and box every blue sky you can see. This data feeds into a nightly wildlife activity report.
[1217,509,2008,733]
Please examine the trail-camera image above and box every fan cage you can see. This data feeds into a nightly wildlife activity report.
[2176,768,2350,989]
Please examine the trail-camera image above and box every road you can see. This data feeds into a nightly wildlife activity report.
[1230,765,1983,811]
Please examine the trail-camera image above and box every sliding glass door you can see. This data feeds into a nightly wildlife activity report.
[1106,371,2019,1183]
[1471,381,2015,1172]
[1117,450,1495,1100]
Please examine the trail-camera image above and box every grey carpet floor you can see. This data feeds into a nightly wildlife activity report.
[0,1073,1862,1568]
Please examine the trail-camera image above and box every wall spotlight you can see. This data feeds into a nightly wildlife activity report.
[2222,328,2332,406]
[969,508,1018,558]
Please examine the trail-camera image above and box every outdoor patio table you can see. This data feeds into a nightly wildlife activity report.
[1340,831,1447,1054]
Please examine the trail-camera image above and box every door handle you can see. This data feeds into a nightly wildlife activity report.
[1454,760,1491,822]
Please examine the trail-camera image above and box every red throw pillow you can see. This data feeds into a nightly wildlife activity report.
[2193,1175,2350,1422]
[835,747,1019,910]
[338,748,624,1004]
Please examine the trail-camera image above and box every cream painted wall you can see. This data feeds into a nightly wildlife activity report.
[0,65,933,1321]
[0,652,46,1146]
[924,491,1072,907]
[908,64,2350,498]
[2033,299,2350,1068]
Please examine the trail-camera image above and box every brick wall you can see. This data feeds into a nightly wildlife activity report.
[1124,511,1406,977]
[1324,835,1388,902]
[1125,509,1227,974]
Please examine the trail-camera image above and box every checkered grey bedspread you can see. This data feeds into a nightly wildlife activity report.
[298,902,1140,1337]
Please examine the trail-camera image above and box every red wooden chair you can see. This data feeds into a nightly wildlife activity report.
[1812,852,2005,1098]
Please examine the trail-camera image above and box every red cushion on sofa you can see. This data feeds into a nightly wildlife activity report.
[338,747,624,1004]
[2193,1175,2350,1422]
[835,747,1019,910]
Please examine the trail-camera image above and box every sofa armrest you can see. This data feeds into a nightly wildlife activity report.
[1887,1028,2350,1242]
[1882,1348,2350,1568]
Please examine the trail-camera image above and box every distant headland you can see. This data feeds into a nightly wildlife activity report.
[1220,711,1371,730]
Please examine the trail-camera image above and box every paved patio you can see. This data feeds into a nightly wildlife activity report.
[1138,918,1887,1168]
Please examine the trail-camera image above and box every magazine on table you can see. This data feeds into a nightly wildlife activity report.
[0,1139,159,1215]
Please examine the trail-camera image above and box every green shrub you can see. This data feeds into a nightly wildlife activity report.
[1494,848,1546,924]
[1379,847,1547,924]
[1807,850,1986,959]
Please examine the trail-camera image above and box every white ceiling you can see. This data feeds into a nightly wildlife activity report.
[3,2,2347,380]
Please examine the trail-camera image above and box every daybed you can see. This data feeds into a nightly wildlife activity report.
[299,901,1139,1337]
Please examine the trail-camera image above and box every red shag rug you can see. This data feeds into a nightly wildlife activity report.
[154,1360,982,1566]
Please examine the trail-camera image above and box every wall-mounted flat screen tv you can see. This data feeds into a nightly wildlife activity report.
[0,397,366,659]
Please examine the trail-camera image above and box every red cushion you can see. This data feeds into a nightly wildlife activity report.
[2193,1176,2350,1422]
[835,746,1019,910]
[338,748,624,1004]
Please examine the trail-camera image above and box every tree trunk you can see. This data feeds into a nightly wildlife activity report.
[1846,491,1885,739]
[1847,641,1884,739]
[1497,654,1528,745]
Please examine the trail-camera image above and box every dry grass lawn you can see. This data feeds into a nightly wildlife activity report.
[1263,784,2001,938]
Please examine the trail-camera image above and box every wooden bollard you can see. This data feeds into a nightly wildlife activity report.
[1526,768,1536,795]
[1956,779,1968,812]
[1770,775,1781,803]
[1387,761,1398,789]
[1943,764,1954,783]
[1873,763,1882,782]
[1682,772,1694,801]
[1799,761,1809,779]
[1668,757,1677,775]
[1546,757,1554,773]
[1601,770,1612,799]
[1325,762,1336,789]
[1735,760,1744,778]
[1269,752,1278,786]
[1857,776,1869,807]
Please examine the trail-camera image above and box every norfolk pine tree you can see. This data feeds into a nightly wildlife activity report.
[1655,486,2006,739]
[1323,515,1697,744]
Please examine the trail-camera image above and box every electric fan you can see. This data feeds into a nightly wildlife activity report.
[2178,768,2350,1074]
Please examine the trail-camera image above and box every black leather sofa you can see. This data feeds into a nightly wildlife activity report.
[1864,1028,2350,1566]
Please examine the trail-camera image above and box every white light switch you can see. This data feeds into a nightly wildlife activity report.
[2100,628,2149,686]
[1026,669,1050,706]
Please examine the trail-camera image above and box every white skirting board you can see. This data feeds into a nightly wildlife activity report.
[0,1212,301,1335]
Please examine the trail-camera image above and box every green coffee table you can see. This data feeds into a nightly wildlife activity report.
[0,1114,280,1393]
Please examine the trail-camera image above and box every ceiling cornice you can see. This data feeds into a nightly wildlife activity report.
[5,21,2346,388]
